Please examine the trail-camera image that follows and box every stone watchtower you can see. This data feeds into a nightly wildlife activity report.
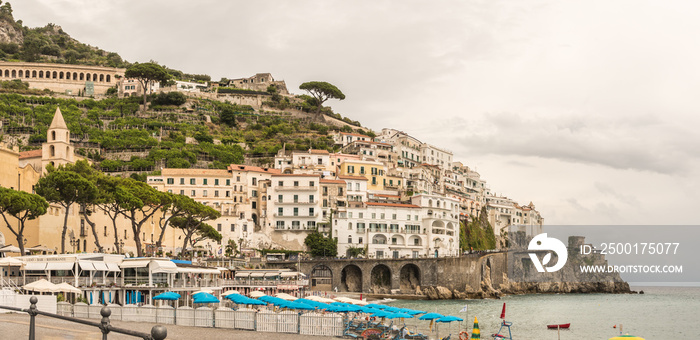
[42,107,74,172]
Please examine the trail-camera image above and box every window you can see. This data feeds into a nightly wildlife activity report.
[348,222,353,230]
[308,221,316,228]
[252,178,257,185]
[203,179,208,185]
[167,189,173,194]
[225,191,230,197]
[217,224,222,232]
[215,179,219,186]
[180,178,185,185]
[392,214,397,220]
[348,236,352,243]
[278,207,283,216]
[347,183,352,191]
[338,188,343,196]
[407,214,411,220]
[360,166,365,174]
[251,190,258,197]
[372,213,376,219]
[226,179,231,185]
[359,212,364,219]
[240,212,245,219]
[372,177,377,185]
[276,221,285,229]
[214,190,219,197]
[348,212,353,218]
[348,165,355,173]
[243,224,247,232]
[380,213,385,219]
[278,181,284,187]
[356,183,360,191]
[167,178,174,184]
[236,176,241,182]
[294,208,299,216]
[292,221,300,229]
[309,208,314,216]
[190,178,196,185]
[278,195,283,203]
[414,238,420,245]
[294,181,299,187]
[230,224,235,232]
[293,194,299,203]
[309,181,315,187]
[323,199,328,207]
[309,195,314,203]
[252,202,257,209]
[203,190,208,197]
[180,190,185,195]
[191,190,196,196]
[359,237,363,244]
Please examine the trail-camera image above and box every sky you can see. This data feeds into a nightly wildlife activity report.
[12,0,700,225]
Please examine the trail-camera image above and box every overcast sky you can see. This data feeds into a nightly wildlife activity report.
[13,1,700,225]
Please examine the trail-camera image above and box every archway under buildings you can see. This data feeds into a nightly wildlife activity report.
[310,265,332,291]
[399,264,420,293]
[370,264,391,294]
[340,264,363,292]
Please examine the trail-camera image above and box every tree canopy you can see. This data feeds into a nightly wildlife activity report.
[0,187,48,255]
[124,62,170,109]
[304,231,338,258]
[299,81,346,114]
[170,203,221,255]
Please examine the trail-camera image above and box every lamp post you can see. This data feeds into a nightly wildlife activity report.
[118,240,125,254]
[69,237,79,253]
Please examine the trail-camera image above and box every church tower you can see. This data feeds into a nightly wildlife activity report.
[42,106,74,172]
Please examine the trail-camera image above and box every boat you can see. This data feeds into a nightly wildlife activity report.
[547,323,570,329]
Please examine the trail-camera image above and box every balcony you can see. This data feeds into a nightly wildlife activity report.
[276,201,316,205]
[275,186,316,191]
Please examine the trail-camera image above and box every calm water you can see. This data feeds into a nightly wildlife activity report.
[382,286,700,339]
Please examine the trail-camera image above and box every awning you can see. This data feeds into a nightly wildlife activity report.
[92,262,109,271]
[45,262,75,271]
[234,272,250,278]
[264,272,280,278]
[281,272,301,278]
[24,263,47,271]
[151,261,178,274]
[119,260,150,268]
[105,263,121,272]
[250,272,265,278]
[78,262,95,271]
[176,267,220,275]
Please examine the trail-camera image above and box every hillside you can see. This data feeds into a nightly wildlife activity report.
[0,92,372,178]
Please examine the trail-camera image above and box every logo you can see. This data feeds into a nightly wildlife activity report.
[528,233,567,272]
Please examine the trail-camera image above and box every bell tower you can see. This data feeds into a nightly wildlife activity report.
[42,106,74,172]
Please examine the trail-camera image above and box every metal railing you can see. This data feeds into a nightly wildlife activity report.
[0,296,167,340]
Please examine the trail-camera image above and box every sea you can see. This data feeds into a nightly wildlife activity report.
[381,286,700,340]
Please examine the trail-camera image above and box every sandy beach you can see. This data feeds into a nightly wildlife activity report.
[0,313,337,340]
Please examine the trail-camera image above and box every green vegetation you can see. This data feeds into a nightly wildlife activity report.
[460,207,497,251]
[124,63,171,109]
[304,231,338,258]
[0,186,48,255]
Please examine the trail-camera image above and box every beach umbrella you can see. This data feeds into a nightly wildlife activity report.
[249,291,266,298]
[365,303,385,309]
[193,292,219,304]
[55,282,81,294]
[23,279,60,293]
[222,290,240,296]
[286,301,315,310]
[153,292,181,300]
[101,291,105,305]
[89,292,93,304]
[226,294,265,305]
[385,312,413,319]
[609,336,645,340]
[109,291,112,304]
[471,316,480,339]
[419,313,443,320]
[382,306,401,313]
[275,293,297,301]
[437,315,464,338]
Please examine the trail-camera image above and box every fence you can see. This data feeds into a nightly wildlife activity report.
[56,302,344,337]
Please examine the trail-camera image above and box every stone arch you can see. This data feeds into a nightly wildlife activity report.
[32,70,37,78]
[408,235,422,246]
[59,71,64,79]
[340,264,362,292]
[25,70,30,78]
[11,70,16,78]
[310,264,332,291]
[18,70,23,77]
[431,220,445,229]
[446,222,455,230]
[370,264,392,293]
[3,70,8,77]
[39,70,43,78]
[372,234,387,245]
[399,264,420,292]
[251,213,258,226]
[93,73,97,81]
[52,71,57,79]
[50,145,55,157]
[80,73,84,81]
[99,74,104,82]
[66,146,70,155]
[106,74,111,82]
[51,131,56,141]
[73,72,78,80]
[86,73,91,81]
[390,234,405,245]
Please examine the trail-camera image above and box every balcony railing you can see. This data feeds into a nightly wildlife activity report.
[276,201,316,205]
[275,186,316,191]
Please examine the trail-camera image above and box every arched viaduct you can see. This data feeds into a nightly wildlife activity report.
[287,253,507,294]
[0,61,125,95]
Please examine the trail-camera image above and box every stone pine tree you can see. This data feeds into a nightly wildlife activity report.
[117,178,171,257]
[65,160,105,252]
[169,203,221,256]
[124,62,170,110]
[35,164,98,254]
[0,187,48,255]
[299,81,346,117]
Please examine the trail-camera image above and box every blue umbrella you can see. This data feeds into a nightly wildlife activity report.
[153,292,182,300]
[126,291,129,304]
[436,316,463,323]
[371,310,393,318]
[385,312,413,319]
[382,306,401,313]
[398,308,425,315]
[193,292,220,304]
[365,303,386,309]
[226,294,265,305]
[137,291,142,303]
[419,313,444,320]
[285,301,315,310]
[109,291,112,304]
[89,292,93,304]
[101,291,105,305]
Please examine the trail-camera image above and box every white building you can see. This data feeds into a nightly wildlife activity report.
[420,143,453,170]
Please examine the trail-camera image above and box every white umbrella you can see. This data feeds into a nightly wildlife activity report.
[191,289,214,295]
[23,279,60,293]
[222,290,240,296]
[0,245,21,253]
[249,291,266,298]
[306,295,337,303]
[55,282,82,294]
[341,297,368,306]
[275,293,297,301]
[0,257,23,266]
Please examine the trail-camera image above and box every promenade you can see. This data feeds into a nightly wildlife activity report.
[0,313,335,340]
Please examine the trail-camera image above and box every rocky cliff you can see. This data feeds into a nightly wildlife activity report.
[0,18,22,45]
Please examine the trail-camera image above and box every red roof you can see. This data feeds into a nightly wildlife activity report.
[338,175,368,181]
[227,164,281,174]
[320,179,346,184]
[366,202,420,208]
[271,173,320,177]
[19,150,42,159]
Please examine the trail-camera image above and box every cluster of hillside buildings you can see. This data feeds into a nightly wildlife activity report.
[0,106,543,260]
